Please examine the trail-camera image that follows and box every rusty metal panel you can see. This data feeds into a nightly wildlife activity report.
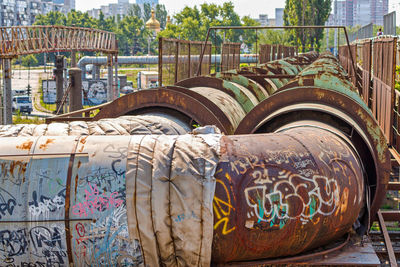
[348,44,357,86]
[276,44,283,59]
[371,37,397,145]
[221,42,241,72]
[271,45,277,61]
[159,38,178,86]
[159,38,211,86]
[259,44,271,64]
[360,40,372,107]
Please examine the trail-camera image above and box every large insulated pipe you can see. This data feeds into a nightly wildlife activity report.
[0,115,191,137]
[0,126,367,265]
[91,53,318,134]
[236,52,390,224]
[0,53,389,265]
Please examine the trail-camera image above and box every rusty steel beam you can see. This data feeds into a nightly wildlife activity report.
[0,26,118,58]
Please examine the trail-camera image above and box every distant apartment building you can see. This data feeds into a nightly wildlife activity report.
[0,0,74,26]
[275,8,284,27]
[87,0,159,19]
[254,8,283,27]
[329,0,388,26]
[136,0,158,5]
[255,14,269,26]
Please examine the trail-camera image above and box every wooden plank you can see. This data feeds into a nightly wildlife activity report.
[377,210,397,267]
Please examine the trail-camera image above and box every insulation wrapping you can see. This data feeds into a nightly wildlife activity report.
[0,115,189,137]
[126,134,221,266]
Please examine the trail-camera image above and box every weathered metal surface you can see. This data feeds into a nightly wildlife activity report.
[0,26,118,57]
[0,115,191,137]
[221,42,241,71]
[158,38,212,86]
[176,76,259,113]
[235,85,390,223]
[359,40,372,107]
[0,126,370,265]
[189,87,247,130]
[371,37,397,146]
[93,88,229,132]
[212,126,365,262]
[212,72,269,101]
[280,53,360,97]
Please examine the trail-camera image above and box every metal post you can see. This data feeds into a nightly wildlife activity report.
[71,51,76,67]
[2,58,12,125]
[68,68,82,114]
[114,54,119,100]
[158,37,163,87]
[107,54,113,102]
[54,55,64,114]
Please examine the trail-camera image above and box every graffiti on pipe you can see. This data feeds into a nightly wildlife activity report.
[213,171,236,235]
[244,169,339,229]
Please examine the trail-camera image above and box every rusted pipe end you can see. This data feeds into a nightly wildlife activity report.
[235,86,390,226]
[212,125,365,262]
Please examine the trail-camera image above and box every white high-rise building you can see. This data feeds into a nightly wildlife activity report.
[332,0,388,27]
[0,0,73,27]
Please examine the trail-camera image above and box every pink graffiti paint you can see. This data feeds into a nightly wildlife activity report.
[72,183,123,217]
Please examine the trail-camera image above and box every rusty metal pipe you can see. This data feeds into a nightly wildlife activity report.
[0,125,366,264]
[236,53,390,224]
[213,126,365,262]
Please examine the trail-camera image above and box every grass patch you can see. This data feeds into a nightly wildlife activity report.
[13,111,45,124]
[119,69,140,88]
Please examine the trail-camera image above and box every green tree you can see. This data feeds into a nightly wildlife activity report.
[284,0,332,51]
[34,11,66,26]
[241,16,260,51]
[21,54,38,67]
[143,3,152,22]
[129,4,142,18]
[66,10,97,28]
[158,2,250,48]
[118,15,148,55]
[155,4,167,30]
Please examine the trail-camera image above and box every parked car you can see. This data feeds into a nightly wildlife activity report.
[12,95,32,114]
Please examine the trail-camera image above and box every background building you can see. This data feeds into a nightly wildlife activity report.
[275,8,284,27]
[254,8,283,27]
[87,0,159,19]
[0,0,74,26]
[330,0,388,26]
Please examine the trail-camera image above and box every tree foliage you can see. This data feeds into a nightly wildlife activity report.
[33,2,260,57]
[158,2,258,50]
[283,0,332,51]
[21,54,38,67]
